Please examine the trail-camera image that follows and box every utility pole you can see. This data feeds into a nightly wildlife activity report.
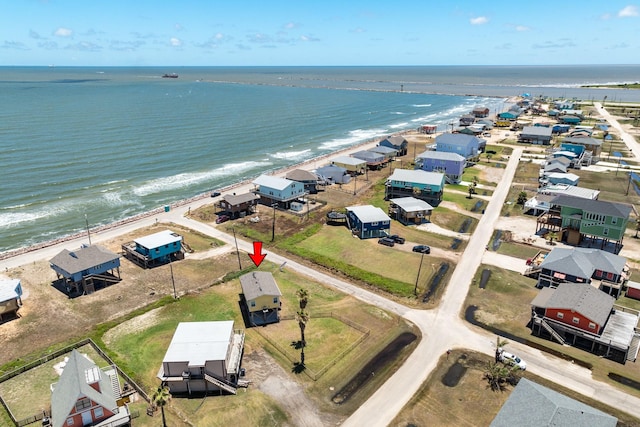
[414,252,425,296]
[271,203,277,242]
[233,227,242,270]
[169,260,177,299]
[85,214,92,246]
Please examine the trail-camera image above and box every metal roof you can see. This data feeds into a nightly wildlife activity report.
[388,169,445,186]
[49,245,120,275]
[346,205,391,223]
[331,156,367,166]
[435,133,480,147]
[285,169,319,182]
[163,321,235,367]
[538,184,599,200]
[550,194,632,218]
[134,230,182,249]
[491,378,617,427]
[540,248,627,281]
[0,279,21,302]
[416,151,466,161]
[521,126,553,137]
[222,192,260,205]
[253,174,296,191]
[240,271,282,301]
[389,197,434,212]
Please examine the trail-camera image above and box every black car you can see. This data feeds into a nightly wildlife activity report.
[378,237,395,247]
[412,245,431,254]
[389,234,405,244]
[211,191,221,197]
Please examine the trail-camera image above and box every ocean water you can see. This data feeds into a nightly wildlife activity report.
[1,65,639,252]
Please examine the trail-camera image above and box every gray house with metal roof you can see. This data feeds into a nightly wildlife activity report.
[491,378,617,427]
[158,321,245,395]
[536,247,630,298]
[49,245,121,295]
[531,282,640,363]
[519,126,553,145]
[389,197,433,225]
[51,349,130,427]
[0,279,22,323]
[240,271,283,326]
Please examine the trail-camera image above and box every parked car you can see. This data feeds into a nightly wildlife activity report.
[412,245,431,254]
[389,234,405,244]
[498,350,526,370]
[215,214,230,224]
[378,237,395,247]
[211,191,221,197]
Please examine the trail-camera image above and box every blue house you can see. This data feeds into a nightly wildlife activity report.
[379,135,409,156]
[252,175,307,208]
[346,205,391,239]
[50,245,121,295]
[122,229,184,268]
[415,151,465,184]
[435,133,480,160]
[385,169,445,205]
[0,279,23,322]
[498,111,520,120]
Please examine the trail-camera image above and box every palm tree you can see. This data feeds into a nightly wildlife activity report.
[467,181,477,199]
[152,385,171,427]
[546,231,558,246]
[517,191,528,205]
[483,362,520,391]
[495,336,509,362]
[296,309,310,366]
[296,288,309,310]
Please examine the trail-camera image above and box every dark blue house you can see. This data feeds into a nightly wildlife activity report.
[50,245,121,295]
[346,205,391,239]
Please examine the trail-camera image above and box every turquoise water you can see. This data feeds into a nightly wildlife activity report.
[1,65,639,252]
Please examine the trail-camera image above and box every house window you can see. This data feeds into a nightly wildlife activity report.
[371,222,379,226]
[273,297,278,304]
[589,322,596,329]
[572,317,580,324]
[612,217,617,224]
[76,397,92,411]
[94,407,104,418]
[607,272,615,281]
[250,301,256,307]
[603,228,609,236]
[66,419,74,426]
[557,312,564,319]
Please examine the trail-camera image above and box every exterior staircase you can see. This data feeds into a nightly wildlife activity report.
[105,368,121,398]
[204,373,237,395]
[533,315,566,345]
[628,334,640,362]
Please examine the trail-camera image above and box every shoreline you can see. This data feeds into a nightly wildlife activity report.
[0,128,417,262]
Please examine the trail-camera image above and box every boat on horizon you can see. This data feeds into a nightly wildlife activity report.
[162,73,179,79]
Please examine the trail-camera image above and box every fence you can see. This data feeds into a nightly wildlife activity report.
[257,311,370,381]
[1,338,149,427]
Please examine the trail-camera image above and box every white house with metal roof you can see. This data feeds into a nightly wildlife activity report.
[330,156,367,175]
[389,197,433,225]
[158,321,245,395]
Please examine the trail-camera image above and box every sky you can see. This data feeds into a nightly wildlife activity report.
[1,1,639,66]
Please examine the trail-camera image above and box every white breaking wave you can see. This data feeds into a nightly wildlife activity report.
[133,160,272,196]
[270,149,312,161]
[319,128,389,150]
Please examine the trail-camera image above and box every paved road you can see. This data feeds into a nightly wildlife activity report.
[4,110,640,424]
[595,102,640,160]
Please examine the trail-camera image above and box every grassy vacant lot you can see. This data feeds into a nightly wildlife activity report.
[391,349,640,427]
[575,168,640,205]
[465,264,640,402]
[294,225,454,300]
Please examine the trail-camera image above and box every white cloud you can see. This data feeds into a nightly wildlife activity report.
[515,25,530,31]
[53,27,73,37]
[170,37,182,46]
[618,5,639,17]
[470,16,488,25]
[284,22,297,29]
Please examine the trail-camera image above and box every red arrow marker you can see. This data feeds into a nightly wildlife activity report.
[248,241,266,267]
